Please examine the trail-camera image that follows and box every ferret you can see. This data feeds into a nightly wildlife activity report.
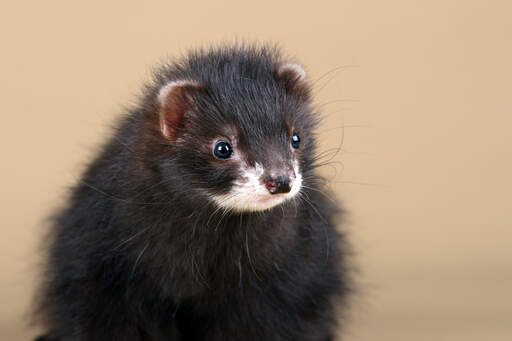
[34,44,351,341]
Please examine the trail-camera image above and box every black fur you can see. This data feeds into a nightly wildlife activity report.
[35,44,351,340]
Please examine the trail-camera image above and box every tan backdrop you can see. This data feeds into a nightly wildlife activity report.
[1,1,510,340]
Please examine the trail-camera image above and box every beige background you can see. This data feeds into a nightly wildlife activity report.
[1,1,511,340]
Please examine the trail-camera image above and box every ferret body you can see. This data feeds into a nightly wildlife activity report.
[35,45,350,340]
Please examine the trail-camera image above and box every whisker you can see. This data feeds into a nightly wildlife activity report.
[113,226,152,251]
[300,184,338,205]
[311,65,359,86]
[316,99,360,110]
[318,124,373,134]
[297,192,330,262]
[79,180,167,205]
[245,223,262,281]
[130,242,150,277]
[331,180,383,187]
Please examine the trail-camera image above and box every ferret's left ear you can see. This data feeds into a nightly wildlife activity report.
[275,63,310,100]
[157,80,204,141]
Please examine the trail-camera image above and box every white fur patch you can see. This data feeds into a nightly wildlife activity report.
[211,161,303,212]
[289,160,303,197]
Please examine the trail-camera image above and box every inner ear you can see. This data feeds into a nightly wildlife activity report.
[275,63,310,100]
[157,80,204,140]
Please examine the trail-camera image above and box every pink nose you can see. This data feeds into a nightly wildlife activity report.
[263,175,291,194]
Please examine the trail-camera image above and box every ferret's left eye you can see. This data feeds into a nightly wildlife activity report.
[213,141,233,159]
[291,132,301,149]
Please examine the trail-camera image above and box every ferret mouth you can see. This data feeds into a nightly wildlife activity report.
[210,179,302,212]
[210,161,303,212]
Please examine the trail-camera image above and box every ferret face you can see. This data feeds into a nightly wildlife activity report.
[205,128,304,212]
[154,53,316,212]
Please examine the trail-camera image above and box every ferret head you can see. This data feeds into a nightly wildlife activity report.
[148,46,318,212]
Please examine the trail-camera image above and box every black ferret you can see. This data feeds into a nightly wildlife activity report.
[35,44,351,341]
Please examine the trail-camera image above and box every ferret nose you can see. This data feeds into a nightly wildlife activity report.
[263,175,291,194]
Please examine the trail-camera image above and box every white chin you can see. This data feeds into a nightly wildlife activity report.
[211,192,294,212]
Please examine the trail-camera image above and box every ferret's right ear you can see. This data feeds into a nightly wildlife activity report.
[157,80,204,140]
[275,63,310,101]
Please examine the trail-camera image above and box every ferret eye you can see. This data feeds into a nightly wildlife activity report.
[213,141,233,159]
[291,132,301,149]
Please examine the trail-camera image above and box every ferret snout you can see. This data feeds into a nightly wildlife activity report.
[263,174,293,194]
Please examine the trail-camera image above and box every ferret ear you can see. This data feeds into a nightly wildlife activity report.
[275,63,310,100]
[157,80,204,140]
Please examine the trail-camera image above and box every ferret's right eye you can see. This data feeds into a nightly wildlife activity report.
[213,141,233,159]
